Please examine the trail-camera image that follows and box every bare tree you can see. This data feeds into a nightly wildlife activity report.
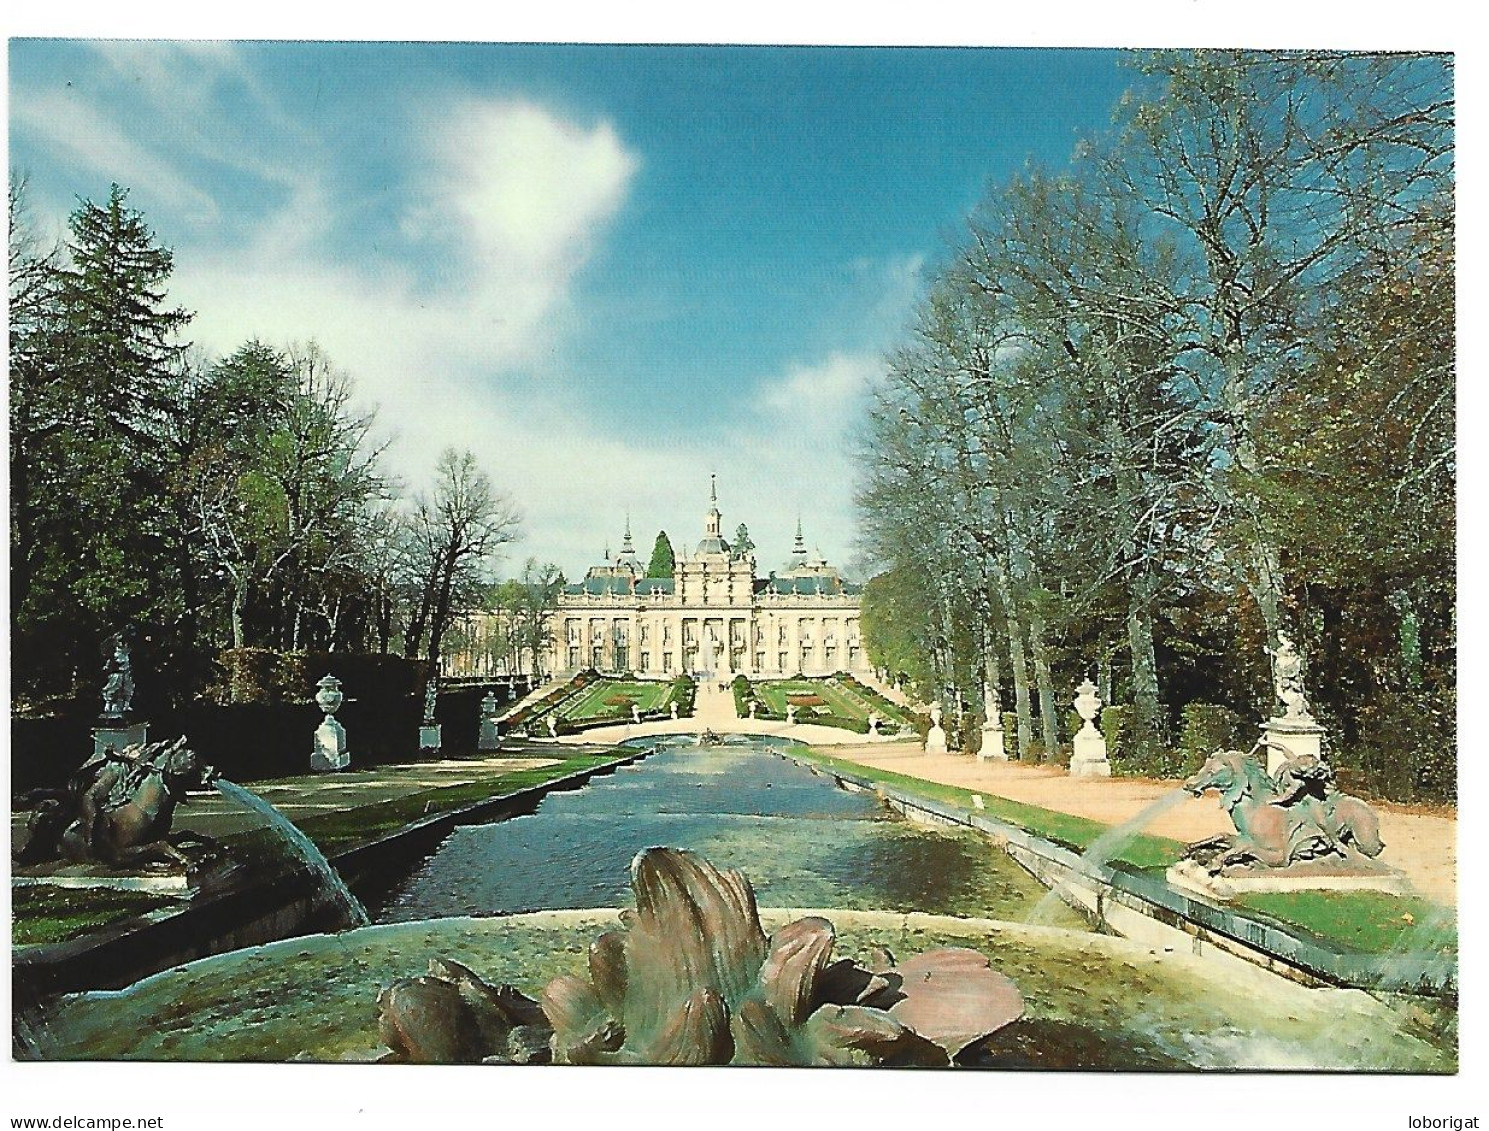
[403,448,521,667]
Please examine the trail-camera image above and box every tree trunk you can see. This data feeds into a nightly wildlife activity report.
[426,550,460,667]
[230,575,248,649]
[405,575,433,660]
[990,568,1033,759]
[1126,569,1161,727]
[1028,611,1060,761]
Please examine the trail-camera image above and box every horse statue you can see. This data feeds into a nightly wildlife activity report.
[15,737,219,869]
[1182,747,1384,872]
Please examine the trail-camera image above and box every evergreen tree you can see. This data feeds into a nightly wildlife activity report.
[733,523,755,559]
[646,531,676,578]
[10,182,193,705]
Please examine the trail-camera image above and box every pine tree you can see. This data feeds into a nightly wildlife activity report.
[11,183,194,704]
[646,531,676,578]
[733,523,755,559]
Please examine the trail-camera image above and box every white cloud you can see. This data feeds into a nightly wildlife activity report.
[11,89,221,222]
[430,101,638,269]
[761,351,880,413]
[15,56,915,581]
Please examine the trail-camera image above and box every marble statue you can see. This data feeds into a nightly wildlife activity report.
[924,701,948,754]
[101,633,135,719]
[1266,632,1310,719]
[423,679,439,725]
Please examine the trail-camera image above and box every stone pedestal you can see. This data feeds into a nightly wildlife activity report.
[310,717,350,772]
[1167,857,1410,902]
[1068,679,1110,776]
[924,702,948,754]
[1069,729,1111,777]
[978,721,1006,762]
[93,719,148,758]
[1261,715,1326,776]
[478,693,501,751]
[420,724,442,753]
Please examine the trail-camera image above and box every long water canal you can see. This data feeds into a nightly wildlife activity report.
[375,738,1068,923]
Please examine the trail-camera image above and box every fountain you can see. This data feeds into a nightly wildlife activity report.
[214,779,370,927]
[13,737,367,927]
[1168,745,1405,900]
[14,737,221,883]
[21,739,1456,1070]
[376,847,1024,1065]
[1024,788,1192,925]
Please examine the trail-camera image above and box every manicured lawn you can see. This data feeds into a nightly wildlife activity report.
[285,753,618,853]
[755,678,888,723]
[1233,890,1457,956]
[792,746,1188,872]
[558,679,676,722]
[12,885,177,947]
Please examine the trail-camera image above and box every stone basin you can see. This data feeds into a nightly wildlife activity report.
[34,908,1455,1071]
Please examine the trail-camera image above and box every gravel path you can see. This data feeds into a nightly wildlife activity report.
[822,743,1457,905]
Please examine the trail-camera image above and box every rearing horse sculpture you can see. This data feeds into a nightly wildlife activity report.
[15,737,218,869]
[1182,748,1384,871]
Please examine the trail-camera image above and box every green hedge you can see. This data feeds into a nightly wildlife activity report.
[732,674,754,718]
[1102,704,1177,778]
[671,674,698,717]
[214,648,427,706]
[1176,703,1251,775]
[1001,712,1020,759]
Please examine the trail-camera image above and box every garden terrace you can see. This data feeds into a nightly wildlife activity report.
[785,745,1457,961]
[557,678,680,723]
[743,675,910,734]
[10,746,624,949]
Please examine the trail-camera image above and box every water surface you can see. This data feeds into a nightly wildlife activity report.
[376,740,1068,924]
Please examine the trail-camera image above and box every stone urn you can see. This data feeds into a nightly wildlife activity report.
[1068,678,1110,777]
[310,674,350,772]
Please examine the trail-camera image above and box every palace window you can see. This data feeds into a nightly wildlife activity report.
[640,652,650,670]
[663,652,674,673]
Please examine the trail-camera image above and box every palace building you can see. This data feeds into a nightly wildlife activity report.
[551,478,868,678]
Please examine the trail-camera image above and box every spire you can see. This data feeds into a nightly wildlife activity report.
[792,513,807,558]
[704,473,722,537]
[622,511,635,555]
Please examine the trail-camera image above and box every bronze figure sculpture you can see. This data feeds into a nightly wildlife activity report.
[1182,747,1384,872]
[15,737,219,869]
[377,846,1025,1066]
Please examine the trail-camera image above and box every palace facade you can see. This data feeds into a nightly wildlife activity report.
[551,480,868,678]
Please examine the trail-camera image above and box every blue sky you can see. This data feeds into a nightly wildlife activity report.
[10,42,1139,577]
